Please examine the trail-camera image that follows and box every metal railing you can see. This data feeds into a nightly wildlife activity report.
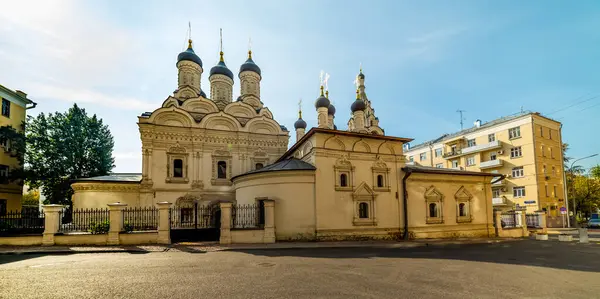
[123,207,158,231]
[170,204,217,229]
[0,210,45,236]
[232,203,264,229]
[526,213,541,228]
[500,212,519,228]
[59,208,110,233]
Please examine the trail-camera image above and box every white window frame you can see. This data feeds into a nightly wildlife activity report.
[451,160,459,168]
[434,148,442,157]
[466,156,475,166]
[510,146,522,158]
[509,126,521,139]
[490,152,497,161]
[488,133,496,142]
[512,166,524,178]
[420,152,427,161]
[435,163,443,168]
[513,186,526,198]
[467,139,476,147]
[492,189,501,198]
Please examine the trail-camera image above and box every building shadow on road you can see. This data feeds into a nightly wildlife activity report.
[0,246,152,265]
[229,240,600,273]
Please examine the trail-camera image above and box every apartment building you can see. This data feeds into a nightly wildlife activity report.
[0,84,36,214]
[404,112,565,215]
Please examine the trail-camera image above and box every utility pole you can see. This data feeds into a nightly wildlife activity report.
[456,110,466,130]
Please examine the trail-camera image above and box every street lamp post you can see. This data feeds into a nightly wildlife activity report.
[564,154,598,227]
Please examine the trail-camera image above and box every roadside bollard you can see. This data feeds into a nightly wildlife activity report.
[578,228,589,243]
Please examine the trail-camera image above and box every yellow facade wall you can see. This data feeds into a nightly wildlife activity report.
[405,173,495,238]
[0,100,28,211]
[72,182,141,209]
[232,171,316,241]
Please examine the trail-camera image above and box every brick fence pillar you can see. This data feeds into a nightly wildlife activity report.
[263,199,275,243]
[156,202,172,244]
[493,210,502,237]
[107,203,127,245]
[42,205,64,246]
[219,202,232,245]
[537,211,547,233]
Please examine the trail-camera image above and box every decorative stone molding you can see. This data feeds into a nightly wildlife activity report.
[166,142,189,184]
[372,157,391,192]
[455,186,473,223]
[334,155,355,191]
[424,185,444,224]
[211,148,233,186]
[72,183,140,192]
[352,182,378,226]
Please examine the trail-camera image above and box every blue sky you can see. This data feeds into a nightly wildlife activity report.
[1,0,599,172]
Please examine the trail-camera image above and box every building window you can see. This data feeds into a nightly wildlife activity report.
[376,175,384,188]
[0,165,9,183]
[512,166,524,178]
[510,146,522,158]
[540,126,544,137]
[217,161,227,179]
[435,148,442,157]
[513,186,526,197]
[488,133,496,142]
[492,189,501,198]
[451,160,459,168]
[358,202,369,219]
[340,173,348,187]
[552,166,556,176]
[466,156,475,166]
[409,156,414,162]
[425,186,443,224]
[173,159,183,178]
[335,156,354,191]
[435,163,443,168]
[255,163,264,170]
[458,203,467,217]
[541,145,545,157]
[543,165,547,175]
[508,126,521,139]
[420,152,427,161]
[1,99,10,118]
[553,185,557,197]
[429,203,438,218]
[451,145,457,155]
[550,147,554,159]
[490,152,497,160]
[545,185,549,197]
[467,139,476,147]
[0,199,6,216]
[549,130,553,140]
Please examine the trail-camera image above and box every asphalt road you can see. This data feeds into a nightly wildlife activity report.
[1,240,599,299]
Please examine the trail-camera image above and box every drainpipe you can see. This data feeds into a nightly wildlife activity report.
[402,169,413,240]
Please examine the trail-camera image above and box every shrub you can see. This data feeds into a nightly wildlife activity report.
[123,221,133,233]
[89,220,110,234]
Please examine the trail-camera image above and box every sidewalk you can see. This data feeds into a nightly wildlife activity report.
[0,238,519,255]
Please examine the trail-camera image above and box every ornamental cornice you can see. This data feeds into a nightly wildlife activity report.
[72,183,140,193]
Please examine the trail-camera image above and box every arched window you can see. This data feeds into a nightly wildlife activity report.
[429,203,437,218]
[377,175,384,187]
[359,202,369,219]
[459,203,466,217]
[340,173,348,187]
[255,163,264,170]
[173,159,183,178]
[217,161,227,179]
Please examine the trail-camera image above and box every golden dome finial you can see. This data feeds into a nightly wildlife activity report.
[325,90,329,98]
[298,98,303,118]
[356,88,360,99]
[320,85,324,96]
[188,39,193,49]
[219,51,224,62]
[248,50,252,59]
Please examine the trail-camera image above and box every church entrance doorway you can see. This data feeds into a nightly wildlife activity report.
[170,202,220,242]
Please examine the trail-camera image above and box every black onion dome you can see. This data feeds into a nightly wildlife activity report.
[294,118,307,129]
[239,54,261,77]
[358,72,365,79]
[328,103,336,115]
[199,90,207,98]
[210,60,234,80]
[351,99,366,112]
[177,44,203,67]
[315,95,330,109]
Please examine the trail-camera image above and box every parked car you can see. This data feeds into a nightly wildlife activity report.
[587,219,600,228]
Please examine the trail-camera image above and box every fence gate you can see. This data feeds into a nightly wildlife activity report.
[170,202,220,242]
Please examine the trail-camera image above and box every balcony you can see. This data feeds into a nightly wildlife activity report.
[480,159,503,169]
[492,197,506,205]
[443,150,462,158]
[491,177,506,186]
[461,140,502,155]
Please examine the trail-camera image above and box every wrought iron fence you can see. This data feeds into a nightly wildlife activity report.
[232,203,264,229]
[526,213,541,228]
[0,209,45,236]
[500,212,519,228]
[170,204,217,229]
[59,208,110,233]
[123,207,158,231]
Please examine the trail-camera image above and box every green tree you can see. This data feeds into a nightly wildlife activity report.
[591,165,600,179]
[26,104,115,205]
[22,189,40,206]
[570,174,600,220]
